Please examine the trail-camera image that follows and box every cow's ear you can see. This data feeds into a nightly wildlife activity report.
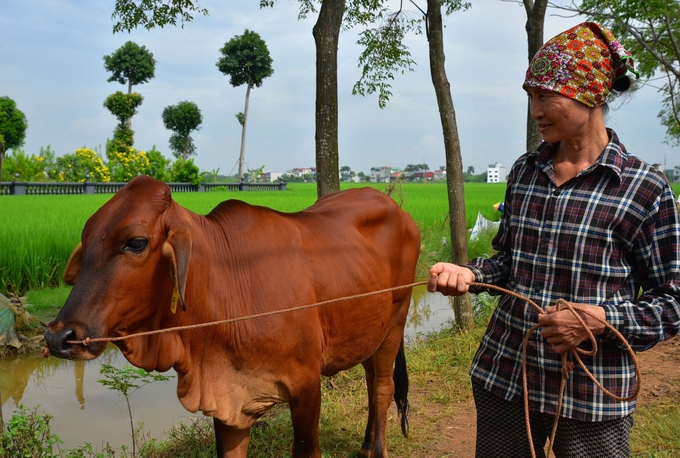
[162,224,192,312]
[64,243,83,285]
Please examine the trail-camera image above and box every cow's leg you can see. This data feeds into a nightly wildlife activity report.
[288,378,323,458]
[366,332,407,458]
[358,357,377,458]
[214,418,250,458]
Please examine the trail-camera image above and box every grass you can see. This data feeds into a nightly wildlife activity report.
[0,182,507,296]
[631,399,680,457]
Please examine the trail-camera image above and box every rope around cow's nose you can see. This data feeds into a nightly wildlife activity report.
[46,280,640,458]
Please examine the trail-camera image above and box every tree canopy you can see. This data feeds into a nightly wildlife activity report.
[103,41,157,94]
[0,96,28,181]
[162,101,203,161]
[216,29,274,88]
[103,91,144,126]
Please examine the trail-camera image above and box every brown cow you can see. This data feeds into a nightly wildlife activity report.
[45,176,421,458]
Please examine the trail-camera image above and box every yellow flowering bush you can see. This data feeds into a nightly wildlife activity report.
[108,147,151,182]
[56,147,110,182]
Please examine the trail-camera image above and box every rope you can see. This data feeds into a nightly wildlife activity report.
[63,281,430,346]
[56,279,640,457]
[471,282,640,458]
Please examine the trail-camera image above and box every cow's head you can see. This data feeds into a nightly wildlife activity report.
[44,176,193,363]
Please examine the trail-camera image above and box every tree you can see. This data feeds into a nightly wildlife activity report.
[426,0,473,329]
[354,0,473,329]
[104,91,144,125]
[466,165,475,175]
[110,1,391,198]
[103,41,156,130]
[145,145,171,181]
[168,157,201,185]
[103,41,156,95]
[522,0,548,151]
[554,0,680,144]
[405,163,430,172]
[0,96,28,183]
[104,91,144,160]
[162,101,203,161]
[216,30,274,182]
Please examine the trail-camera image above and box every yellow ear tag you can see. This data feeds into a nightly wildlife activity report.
[171,287,179,314]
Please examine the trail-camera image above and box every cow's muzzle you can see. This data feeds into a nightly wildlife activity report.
[44,327,77,359]
[44,324,105,360]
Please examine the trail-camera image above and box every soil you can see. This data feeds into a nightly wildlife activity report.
[412,337,680,457]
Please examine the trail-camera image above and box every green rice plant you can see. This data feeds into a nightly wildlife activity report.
[0,182,507,295]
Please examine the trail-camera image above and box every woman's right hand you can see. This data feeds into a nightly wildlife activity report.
[427,263,475,296]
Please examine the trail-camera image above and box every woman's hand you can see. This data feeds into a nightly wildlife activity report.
[427,263,475,296]
[538,303,607,354]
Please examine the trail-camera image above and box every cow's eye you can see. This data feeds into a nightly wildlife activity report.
[124,238,148,253]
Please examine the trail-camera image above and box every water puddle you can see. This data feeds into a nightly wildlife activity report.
[1,286,454,450]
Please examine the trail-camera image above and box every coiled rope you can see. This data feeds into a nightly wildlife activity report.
[54,280,640,456]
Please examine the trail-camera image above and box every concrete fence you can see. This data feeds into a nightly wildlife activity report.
[0,180,287,196]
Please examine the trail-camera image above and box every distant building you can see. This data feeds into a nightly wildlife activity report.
[433,169,446,181]
[487,162,506,183]
[370,166,403,183]
[266,171,283,182]
[412,171,435,181]
[672,166,680,183]
[287,167,316,179]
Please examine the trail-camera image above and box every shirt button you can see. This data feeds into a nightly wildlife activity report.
[553,190,560,197]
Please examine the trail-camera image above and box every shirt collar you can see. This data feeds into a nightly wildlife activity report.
[528,128,627,183]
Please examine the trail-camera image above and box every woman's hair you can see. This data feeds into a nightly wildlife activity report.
[603,75,638,116]
[611,75,634,95]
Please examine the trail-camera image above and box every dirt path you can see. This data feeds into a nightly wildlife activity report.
[417,338,680,457]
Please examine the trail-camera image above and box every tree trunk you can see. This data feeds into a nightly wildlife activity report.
[524,0,548,152]
[426,0,473,330]
[127,80,133,130]
[238,82,252,181]
[312,0,344,198]
[0,146,5,183]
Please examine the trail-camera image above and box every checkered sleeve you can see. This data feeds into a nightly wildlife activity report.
[601,181,680,350]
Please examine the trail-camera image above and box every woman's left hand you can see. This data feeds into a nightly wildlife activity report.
[538,303,607,354]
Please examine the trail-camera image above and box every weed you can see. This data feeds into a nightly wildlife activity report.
[0,404,63,457]
[98,365,174,457]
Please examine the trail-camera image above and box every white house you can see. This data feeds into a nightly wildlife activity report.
[487,162,506,183]
[266,171,284,182]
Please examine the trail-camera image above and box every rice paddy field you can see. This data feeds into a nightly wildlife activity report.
[0,182,507,295]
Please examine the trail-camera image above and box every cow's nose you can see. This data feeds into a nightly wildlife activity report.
[44,327,76,359]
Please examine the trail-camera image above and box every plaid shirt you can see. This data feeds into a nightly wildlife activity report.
[468,129,680,422]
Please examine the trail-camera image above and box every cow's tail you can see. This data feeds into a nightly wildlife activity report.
[393,339,409,437]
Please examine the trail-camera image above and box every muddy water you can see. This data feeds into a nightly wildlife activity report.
[1,286,454,451]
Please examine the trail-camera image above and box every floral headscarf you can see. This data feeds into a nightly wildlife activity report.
[523,22,639,107]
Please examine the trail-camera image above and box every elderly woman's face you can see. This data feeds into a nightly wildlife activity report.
[527,87,597,144]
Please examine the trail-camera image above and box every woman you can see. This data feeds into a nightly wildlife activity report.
[428,23,680,457]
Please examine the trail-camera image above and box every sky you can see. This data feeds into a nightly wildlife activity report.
[1,0,678,177]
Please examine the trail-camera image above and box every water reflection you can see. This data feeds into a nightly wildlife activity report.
[1,286,454,451]
[1,345,195,451]
[406,285,455,339]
